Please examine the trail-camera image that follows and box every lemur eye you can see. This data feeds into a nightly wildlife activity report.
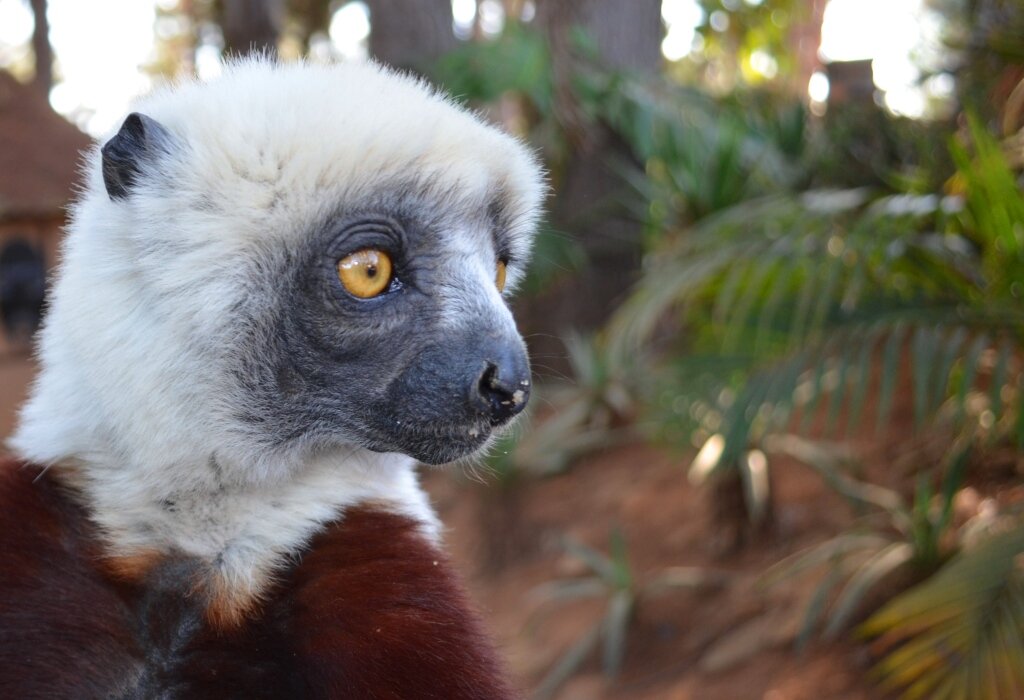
[337,249,393,299]
[495,259,508,293]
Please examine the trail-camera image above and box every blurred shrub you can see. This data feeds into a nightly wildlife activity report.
[433,22,554,114]
[861,522,1024,699]
[762,436,973,647]
[615,110,1024,697]
[613,117,1024,494]
[530,530,727,700]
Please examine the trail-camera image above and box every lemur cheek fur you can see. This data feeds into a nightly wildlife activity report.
[5,59,545,698]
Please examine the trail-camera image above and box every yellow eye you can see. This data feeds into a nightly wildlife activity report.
[495,259,507,293]
[337,249,393,299]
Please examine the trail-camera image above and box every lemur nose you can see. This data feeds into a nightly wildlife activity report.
[476,357,531,425]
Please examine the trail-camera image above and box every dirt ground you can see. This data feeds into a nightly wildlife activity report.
[424,443,889,700]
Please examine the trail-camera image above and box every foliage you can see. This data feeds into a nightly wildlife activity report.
[924,0,1024,122]
[529,530,726,700]
[611,117,1024,483]
[433,21,554,116]
[682,0,808,89]
[606,82,807,232]
[530,531,634,700]
[762,435,973,647]
[861,522,1024,700]
[636,114,1024,690]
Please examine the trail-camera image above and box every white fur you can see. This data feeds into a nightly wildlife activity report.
[9,59,543,598]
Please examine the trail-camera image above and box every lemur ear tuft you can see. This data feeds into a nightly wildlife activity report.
[101,113,175,201]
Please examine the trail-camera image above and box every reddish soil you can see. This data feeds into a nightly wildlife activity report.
[424,443,886,700]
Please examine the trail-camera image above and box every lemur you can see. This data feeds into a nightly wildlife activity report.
[2,60,544,698]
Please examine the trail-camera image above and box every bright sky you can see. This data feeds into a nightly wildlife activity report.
[0,0,373,135]
[0,0,156,134]
[662,0,939,115]
[0,0,938,136]
[819,0,945,115]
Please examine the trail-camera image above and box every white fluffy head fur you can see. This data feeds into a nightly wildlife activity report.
[10,59,544,606]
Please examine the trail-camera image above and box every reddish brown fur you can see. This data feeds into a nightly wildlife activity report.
[0,461,143,698]
[100,549,165,582]
[0,459,518,699]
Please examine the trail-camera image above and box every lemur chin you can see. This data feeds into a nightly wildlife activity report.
[2,59,544,699]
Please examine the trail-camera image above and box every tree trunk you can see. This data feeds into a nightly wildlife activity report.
[28,0,52,95]
[221,0,284,58]
[519,0,662,373]
[536,0,662,75]
[365,0,456,73]
[789,0,827,98]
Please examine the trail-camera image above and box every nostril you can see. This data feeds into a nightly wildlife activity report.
[478,362,499,396]
[476,361,530,425]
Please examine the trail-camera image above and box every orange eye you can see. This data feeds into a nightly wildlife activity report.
[495,259,507,293]
[337,249,393,299]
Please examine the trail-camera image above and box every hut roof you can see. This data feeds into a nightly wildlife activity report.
[0,71,90,222]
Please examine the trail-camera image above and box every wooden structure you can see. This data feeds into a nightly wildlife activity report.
[0,71,89,441]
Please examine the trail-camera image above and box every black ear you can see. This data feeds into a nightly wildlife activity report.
[101,113,175,201]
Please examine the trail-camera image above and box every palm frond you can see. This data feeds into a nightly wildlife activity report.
[533,620,603,700]
[862,525,1024,700]
[824,542,916,639]
[605,129,1024,473]
[761,438,974,645]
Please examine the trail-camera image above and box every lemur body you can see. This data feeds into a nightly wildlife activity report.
[3,60,544,698]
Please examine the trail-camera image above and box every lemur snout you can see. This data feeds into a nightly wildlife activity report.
[475,352,531,426]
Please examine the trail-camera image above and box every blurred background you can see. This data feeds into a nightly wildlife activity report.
[1,1,1024,698]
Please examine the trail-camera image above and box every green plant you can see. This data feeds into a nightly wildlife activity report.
[664,0,808,90]
[610,117,1024,503]
[529,530,727,700]
[926,0,1024,124]
[861,522,1024,700]
[761,435,973,647]
[603,80,808,238]
[617,112,1024,698]
[432,22,554,120]
[531,531,634,699]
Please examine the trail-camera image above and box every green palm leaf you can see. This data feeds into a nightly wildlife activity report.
[862,526,1024,700]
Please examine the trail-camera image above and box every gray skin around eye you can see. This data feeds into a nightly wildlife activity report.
[229,196,531,467]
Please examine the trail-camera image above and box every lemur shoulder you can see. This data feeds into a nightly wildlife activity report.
[2,59,544,699]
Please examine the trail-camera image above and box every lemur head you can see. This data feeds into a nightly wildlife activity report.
[12,60,545,482]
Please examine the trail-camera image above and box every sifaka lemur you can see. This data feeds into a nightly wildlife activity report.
[1,59,544,698]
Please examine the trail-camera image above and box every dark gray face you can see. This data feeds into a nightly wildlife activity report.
[232,203,531,466]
